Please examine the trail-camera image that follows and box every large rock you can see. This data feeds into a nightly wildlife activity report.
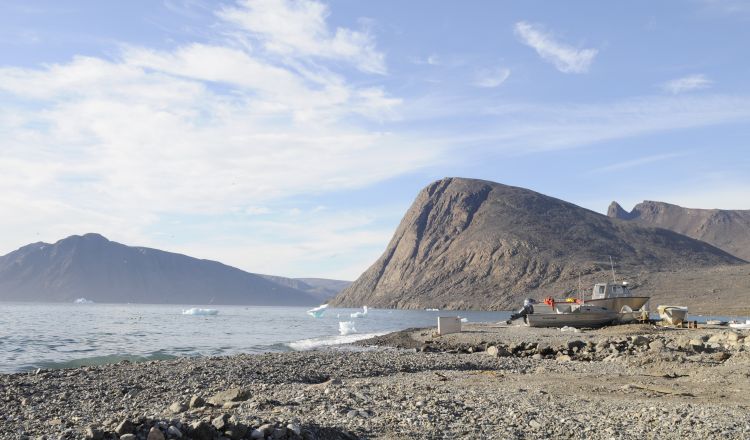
[208,388,252,406]
[115,420,135,436]
[330,178,742,310]
[147,427,165,440]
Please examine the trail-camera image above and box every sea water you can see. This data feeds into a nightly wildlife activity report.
[0,303,511,373]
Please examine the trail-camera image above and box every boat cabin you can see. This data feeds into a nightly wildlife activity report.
[591,282,631,300]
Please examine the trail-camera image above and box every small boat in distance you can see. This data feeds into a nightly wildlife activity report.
[509,281,650,328]
[729,319,750,329]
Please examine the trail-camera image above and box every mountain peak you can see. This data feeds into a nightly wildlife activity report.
[607,201,636,220]
[331,178,742,310]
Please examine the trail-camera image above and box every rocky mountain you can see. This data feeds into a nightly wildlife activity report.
[330,178,744,310]
[258,275,351,303]
[0,233,319,305]
[608,201,750,261]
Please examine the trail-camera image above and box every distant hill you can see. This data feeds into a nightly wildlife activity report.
[330,178,744,310]
[258,275,351,303]
[608,201,750,261]
[0,233,319,306]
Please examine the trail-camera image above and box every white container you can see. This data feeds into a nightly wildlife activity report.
[438,316,462,335]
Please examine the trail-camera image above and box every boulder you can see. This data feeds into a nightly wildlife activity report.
[648,340,665,351]
[147,427,165,440]
[631,335,649,346]
[115,420,135,436]
[84,427,104,440]
[189,394,205,408]
[207,388,252,406]
[486,345,510,357]
[189,421,214,440]
[168,401,187,414]
[212,414,230,431]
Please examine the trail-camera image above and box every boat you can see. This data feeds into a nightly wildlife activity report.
[729,319,750,329]
[657,305,688,325]
[705,319,726,326]
[509,281,650,328]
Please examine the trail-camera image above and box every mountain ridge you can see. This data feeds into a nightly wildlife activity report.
[608,200,750,261]
[0,233,321,306]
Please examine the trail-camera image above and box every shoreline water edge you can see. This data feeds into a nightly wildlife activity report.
[3,323,749,439]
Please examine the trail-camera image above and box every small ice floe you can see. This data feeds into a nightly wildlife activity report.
[307,304,328,318]
[350,306,368,318]
[74,298,94,304]
[425,308,440,311]
[182,308,219,316]
[339,321,357,335]
[560,326,580,333]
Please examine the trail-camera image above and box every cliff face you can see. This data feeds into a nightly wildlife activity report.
[608,201,750,261]
[330,178,743,310]
[0,233,318,305]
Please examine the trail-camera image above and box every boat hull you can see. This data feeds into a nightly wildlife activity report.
[526,312,616,328]
[585,296,650,312]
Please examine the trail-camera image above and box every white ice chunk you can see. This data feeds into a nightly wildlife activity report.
[74,298,94,304]
[350,306,368,318]
[339,321,357,335]
[307,304,328,318]
[182,308,219,316]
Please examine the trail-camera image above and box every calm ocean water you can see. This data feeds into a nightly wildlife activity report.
[0,303,512,373]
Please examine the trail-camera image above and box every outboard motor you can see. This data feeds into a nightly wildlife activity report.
[509,298,536,321]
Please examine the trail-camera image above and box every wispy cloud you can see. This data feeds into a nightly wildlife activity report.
[662,74,713,94]
[473,67,511,88]
[594,152,689,173]
[514,21,598,74]
[218,0,386,74]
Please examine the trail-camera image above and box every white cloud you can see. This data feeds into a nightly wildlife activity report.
[514,21,598,74]
[217,0,386,74]
[662,74,713,94]
[0,0,440,276]
[473,67,511,88]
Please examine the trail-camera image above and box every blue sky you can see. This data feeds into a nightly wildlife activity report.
[1,0,748,279]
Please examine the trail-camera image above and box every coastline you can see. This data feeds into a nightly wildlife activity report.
[4,323,749,439]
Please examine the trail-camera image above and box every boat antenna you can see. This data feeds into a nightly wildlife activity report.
[609,256,616,283]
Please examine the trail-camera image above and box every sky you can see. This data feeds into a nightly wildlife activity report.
[0,0,748,280]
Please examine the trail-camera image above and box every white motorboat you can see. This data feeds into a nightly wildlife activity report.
[510,281,650,328]
[657,305,688,326]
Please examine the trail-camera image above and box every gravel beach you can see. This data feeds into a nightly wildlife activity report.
[3,323,749,439]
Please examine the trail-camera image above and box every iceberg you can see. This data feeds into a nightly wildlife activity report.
[74,298,94,304]
[182,308,219,316]
[307,304,328,318]
[350,306,368,318]
[339,321,357,335]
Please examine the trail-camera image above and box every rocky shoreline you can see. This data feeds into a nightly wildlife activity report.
[3,323,749,439]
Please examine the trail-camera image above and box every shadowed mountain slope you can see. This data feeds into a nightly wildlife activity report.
[331,178,744,310]
[0,233,318,305]
[608,201,750,261]
[259,275,351,302]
